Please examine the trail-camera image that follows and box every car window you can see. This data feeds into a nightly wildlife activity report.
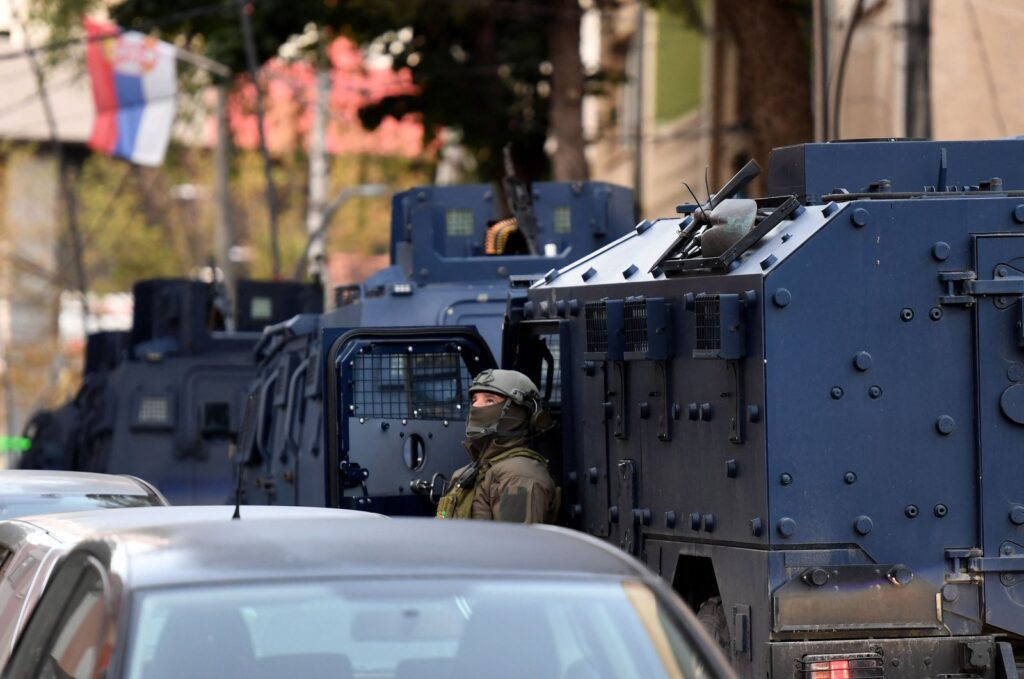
[125,578,714,679]
[3,553,113,679]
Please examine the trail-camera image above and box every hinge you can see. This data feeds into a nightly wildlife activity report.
[945,548,981,583]
[939,270,1024,306]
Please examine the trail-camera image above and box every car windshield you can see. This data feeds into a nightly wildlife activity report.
[125,578,714,679]
[0,493,157,520]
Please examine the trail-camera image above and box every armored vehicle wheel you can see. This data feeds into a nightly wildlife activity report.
[696,596,730,655]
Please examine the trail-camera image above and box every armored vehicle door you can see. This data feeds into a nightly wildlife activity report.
[323,327,496,515]
[504,316,572,521]
[970,234,1024,636]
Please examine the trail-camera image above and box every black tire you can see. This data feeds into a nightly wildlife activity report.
[696,596,730,655]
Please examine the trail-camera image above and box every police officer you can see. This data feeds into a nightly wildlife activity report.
[436,369,557,523]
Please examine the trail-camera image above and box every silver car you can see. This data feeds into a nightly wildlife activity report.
[0,505,368,671]
[3,517,734,679]
[0,470,167,519]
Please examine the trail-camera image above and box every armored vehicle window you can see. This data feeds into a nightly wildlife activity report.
[553,205,571,234]
[250,296,273,321]
[445,208,475,236]
[201,402,231,439]
[351,351,471,420]
[132,394,175,430]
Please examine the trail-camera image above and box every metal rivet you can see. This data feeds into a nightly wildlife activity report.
[851,207,870,227]
[854,515,873,535]
[726,459,738,478]
[929,306,943,321]
[942,584,959,602]
[747,405,762,422]
[936,415,955,435]
[1011,505,1024,525]
[1003,544,1015,556]
[900,307,914,322]
[854,351,872,371]
[888,565,913,586]
[665,511,677,528]
[778,517,797,537]
[869,385,882,399]
[844,471,857,485]
[690,512,702,530]
[609,506,619,523]
[831,386,844,400]
[805,568,829,587]
[750,517,763,536]
[702,513,716,532]
[1014,204,1024,224]
[934,503,948,518]
[932,242,951,261]
[905,504,919,518]
[780,473,793,485]
[760,254,778,270]
[773,288,792,307]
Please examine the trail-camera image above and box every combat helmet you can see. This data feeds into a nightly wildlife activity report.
[465,369,552,440]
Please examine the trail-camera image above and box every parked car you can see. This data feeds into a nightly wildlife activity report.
[2,518,733,679]
[0,505,370,670]
[0,470,167,520]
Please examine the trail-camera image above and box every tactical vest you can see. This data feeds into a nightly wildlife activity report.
[435,447,550,520]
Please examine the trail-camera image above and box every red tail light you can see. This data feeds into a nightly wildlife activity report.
[809,659,850,679]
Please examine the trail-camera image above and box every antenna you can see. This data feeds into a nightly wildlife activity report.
[682,181,709,223]
[231,438,243,520]
[704,166,712,205]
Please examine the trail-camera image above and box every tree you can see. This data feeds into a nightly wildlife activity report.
[33,0,592,183]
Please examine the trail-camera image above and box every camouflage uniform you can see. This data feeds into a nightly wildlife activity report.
[436,370,557,523]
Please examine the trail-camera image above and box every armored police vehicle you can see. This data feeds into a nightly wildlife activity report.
[30,278,321,505]
[238,181,634,515]
[506,139,1024,677]
[21,330,129,470]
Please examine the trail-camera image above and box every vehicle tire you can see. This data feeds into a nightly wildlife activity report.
[696,596,730,655]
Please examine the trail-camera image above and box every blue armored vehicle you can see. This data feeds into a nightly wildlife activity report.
[30,278,322,504]
[20,331,129,471]
[238,181,635,514]
[505,139,1024,677]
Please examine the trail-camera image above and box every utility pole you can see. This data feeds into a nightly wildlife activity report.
[237,0,281,278]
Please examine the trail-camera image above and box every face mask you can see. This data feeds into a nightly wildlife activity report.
[465,402,505,441]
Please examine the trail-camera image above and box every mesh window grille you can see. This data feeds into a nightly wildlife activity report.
[585,302,608,354]
[351,352,471,420]
[553,206,572,234]
[540,333,562,403]
[138,396,171,425]
[694,295,721,354]
[445,209,475,236]
[624,300,649,354]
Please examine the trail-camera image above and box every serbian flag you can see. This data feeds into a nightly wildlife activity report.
[84,19,177,166]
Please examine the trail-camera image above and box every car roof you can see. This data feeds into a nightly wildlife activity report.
[6,505,373,545]
[0,470,155,497]
[82,518,647,590]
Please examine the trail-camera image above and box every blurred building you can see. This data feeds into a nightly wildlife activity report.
[587,0,1024,217]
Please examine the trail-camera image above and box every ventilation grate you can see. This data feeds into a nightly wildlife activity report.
[584,302,608,354]
[351,351,471,420]
[624,300,649,354]
[694,295,721,357]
